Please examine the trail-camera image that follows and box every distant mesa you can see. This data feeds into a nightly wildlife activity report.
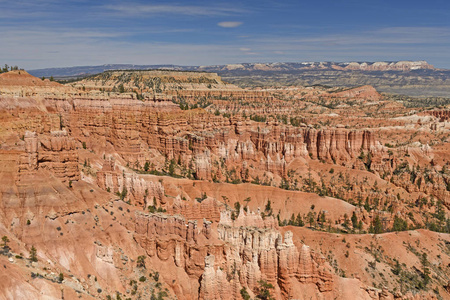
[199,60,435,72]
[28,60,437,79]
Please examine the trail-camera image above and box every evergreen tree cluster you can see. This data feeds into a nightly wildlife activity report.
[0,64,20,73]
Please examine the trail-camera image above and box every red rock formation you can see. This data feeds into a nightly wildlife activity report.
[48,89,380,182]
[326,85,382,101]
[1,70,382,186]
[0,70,63,89]
[133,207,340,299]
[422,110,450,122]
[199,255,235,300]
[16,130,79,182]
[1,70,445,299]
[97,157,165,207]
[168,196,222,222]
[37,131,79,181]
[219,208,278,229]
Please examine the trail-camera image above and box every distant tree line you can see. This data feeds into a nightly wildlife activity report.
[0,64,21,73]
[387,93,450,108]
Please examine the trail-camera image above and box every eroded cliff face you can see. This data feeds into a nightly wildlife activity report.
[16,130,79,182]
[45,71,382,183]
[96,157,166,207]
[134,209,336,299]
[132,207,402,300]
[0,70,383,186]
[68,99,380,181]
[422,109,450,122]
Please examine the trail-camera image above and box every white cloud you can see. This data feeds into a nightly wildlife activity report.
[239,47,251,51]
[218,21,243,28]
[104,4,244,17]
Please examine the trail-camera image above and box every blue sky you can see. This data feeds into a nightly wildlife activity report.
[1,0,450,69]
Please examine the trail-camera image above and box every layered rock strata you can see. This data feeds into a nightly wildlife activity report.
[134,209,335,299]
[17,130,79,182]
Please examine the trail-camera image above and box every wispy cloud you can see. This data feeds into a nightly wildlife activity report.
[104,4,244,17]
[0,27,243,68]
[218,21,243,28]
[238,47,257,55]
[250,26,450,47]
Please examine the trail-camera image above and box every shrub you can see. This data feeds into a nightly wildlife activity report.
[254,280,275,300]
[137,255,146,268]
[240,287,251,300]
[392,216,408,232]
[151,271,159,282]
[29,246,38,262]
[1,236,9,248]
[392,259,401,275]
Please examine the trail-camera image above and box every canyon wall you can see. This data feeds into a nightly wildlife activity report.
[17,130,79,182]
[134,210,335,299]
